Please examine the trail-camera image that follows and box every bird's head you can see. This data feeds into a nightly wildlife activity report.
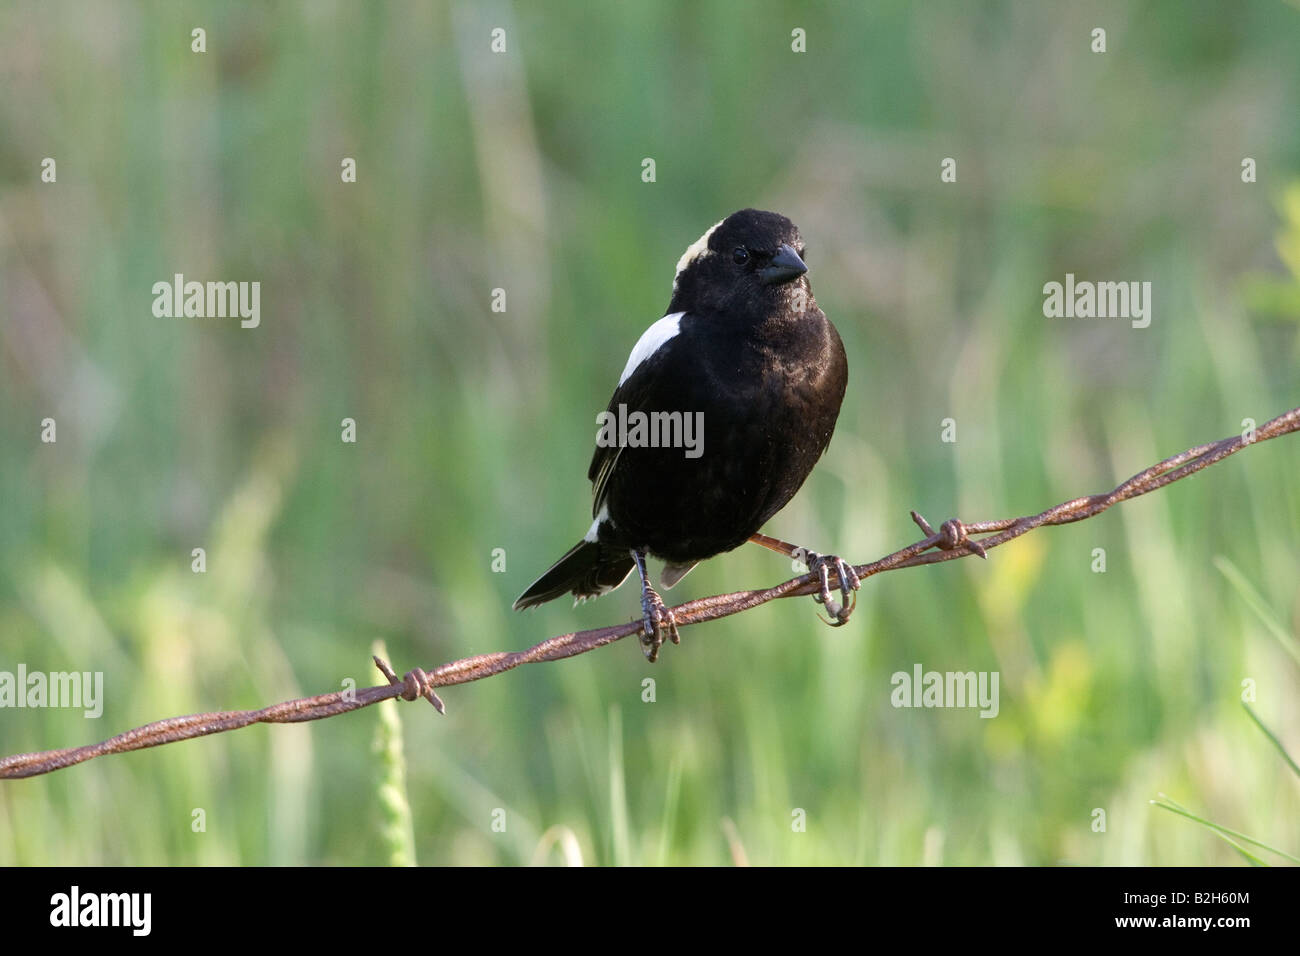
[668,209,811,315]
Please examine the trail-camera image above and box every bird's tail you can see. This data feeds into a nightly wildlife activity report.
[513,540,635,610]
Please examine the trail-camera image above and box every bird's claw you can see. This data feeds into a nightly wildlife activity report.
[639,585,680,663]
[805,552,861,626]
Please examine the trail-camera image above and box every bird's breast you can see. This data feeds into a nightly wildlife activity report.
[601,308,847,563]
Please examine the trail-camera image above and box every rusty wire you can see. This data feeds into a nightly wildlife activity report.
[2,404,1297,779]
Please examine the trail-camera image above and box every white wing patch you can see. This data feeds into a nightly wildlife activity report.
[673,218,724,288]
[618,312,685,386]
[583,504,611,542]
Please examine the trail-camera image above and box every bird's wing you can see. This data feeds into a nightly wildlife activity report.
[589,443,623,516]
[588,312,690,515]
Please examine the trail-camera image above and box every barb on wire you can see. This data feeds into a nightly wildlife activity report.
[3,405,1297,780]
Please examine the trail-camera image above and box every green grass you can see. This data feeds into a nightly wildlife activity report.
[372,639,417,867]
[1,0,1298,865]
[1152,793,1299,867]
[1242,703,1300,779]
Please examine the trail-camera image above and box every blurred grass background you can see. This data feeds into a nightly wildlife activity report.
[1,0,1298,865]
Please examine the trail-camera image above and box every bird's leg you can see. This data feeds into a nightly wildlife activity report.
[748,532,861,626]
[631,548,679,663]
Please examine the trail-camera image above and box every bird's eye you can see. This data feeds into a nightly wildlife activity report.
[732,247,749,265]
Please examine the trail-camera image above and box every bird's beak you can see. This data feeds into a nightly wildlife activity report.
[760,243,808,285]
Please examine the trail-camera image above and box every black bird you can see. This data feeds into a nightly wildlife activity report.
[514,209,859,660]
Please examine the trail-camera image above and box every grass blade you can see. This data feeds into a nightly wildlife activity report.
[1151,793,1298,865]
[372,640,416,867]
[1214,556,1300,665]
[1242,702,1300,779]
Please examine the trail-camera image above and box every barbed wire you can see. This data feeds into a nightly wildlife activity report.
[3,405,1297,780]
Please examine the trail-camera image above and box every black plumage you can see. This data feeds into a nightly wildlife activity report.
[515,209,857,659]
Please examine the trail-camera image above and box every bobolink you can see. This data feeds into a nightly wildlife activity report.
[515,209,858,660]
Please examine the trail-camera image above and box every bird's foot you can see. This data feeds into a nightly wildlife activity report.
[803,551,861,626]
[639,585,680,663]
